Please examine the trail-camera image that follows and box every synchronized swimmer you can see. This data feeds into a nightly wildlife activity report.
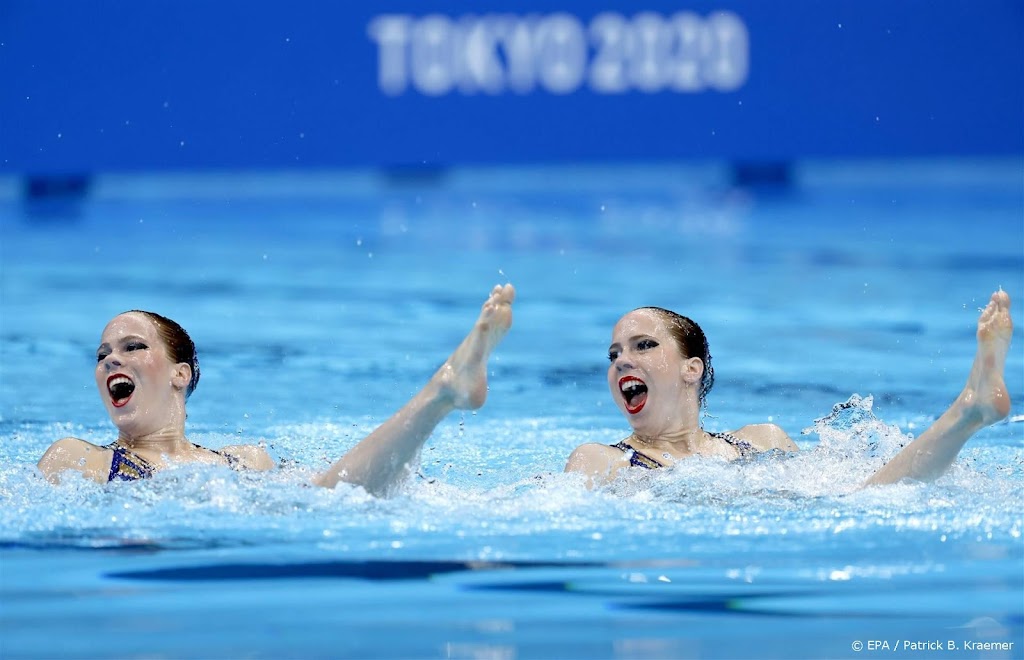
[564,290,1013,488]
[38,285,1013,493]
[38,284,515,496]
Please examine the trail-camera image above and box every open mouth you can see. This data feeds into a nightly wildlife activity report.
[107,374,136,408]
[619,376,648,414]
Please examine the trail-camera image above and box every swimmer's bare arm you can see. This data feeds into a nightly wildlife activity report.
[37,437,111,484]
[564,443,633,488]
[732,423,799,452]
[220,445,276,471]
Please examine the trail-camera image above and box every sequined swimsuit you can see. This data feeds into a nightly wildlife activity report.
[106,442,240,482]
[612,431,757,469]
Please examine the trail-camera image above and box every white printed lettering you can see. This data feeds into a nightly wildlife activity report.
[367,15,411,96]
[367,11,750,96]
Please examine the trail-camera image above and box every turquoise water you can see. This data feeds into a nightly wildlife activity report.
[1,161,1022,659]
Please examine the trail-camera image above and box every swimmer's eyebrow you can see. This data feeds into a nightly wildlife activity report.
[608,334,657,352]
[610,334,656,348]
[96,334,147,352]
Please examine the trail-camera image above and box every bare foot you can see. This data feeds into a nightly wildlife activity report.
[861,290,1014,487]
[436,283,515,409]
[961,290,1013,425]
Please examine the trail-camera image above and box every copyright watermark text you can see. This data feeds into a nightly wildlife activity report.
[851,639,1015,652]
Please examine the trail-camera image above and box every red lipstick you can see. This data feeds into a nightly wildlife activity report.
[106,373,135,408]
[618,376,648,415]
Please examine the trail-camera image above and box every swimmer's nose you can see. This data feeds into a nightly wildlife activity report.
[613,354,634,372]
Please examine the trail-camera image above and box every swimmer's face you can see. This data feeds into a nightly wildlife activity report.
[95,313,190,435]
[607,309,702,436]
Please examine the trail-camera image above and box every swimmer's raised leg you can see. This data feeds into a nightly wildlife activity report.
[313,284,515,494]
[863,290,1012,486]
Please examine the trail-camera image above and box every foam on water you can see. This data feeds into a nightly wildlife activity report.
[3,396,1020,563]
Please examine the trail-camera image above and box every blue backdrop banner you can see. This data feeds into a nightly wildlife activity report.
[2,0,1022,173]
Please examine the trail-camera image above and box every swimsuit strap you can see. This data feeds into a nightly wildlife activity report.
[709,431,757,459]
[106,442,155,482]
[611,441,665,470]
[106,442,241,482]
[195,443,241,470]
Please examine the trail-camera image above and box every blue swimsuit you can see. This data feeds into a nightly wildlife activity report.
[106,442,240,482]
[612,431,757,469]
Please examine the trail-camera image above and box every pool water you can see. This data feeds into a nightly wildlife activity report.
[1,160,1022,659]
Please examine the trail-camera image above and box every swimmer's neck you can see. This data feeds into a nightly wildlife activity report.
[629,424,710,455]
[115,426,190,455]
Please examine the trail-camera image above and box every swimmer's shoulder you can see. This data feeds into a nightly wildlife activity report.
[219,444,276,471]
[564,442,632,486]
[37,437,112,484]
[731,423,799,453]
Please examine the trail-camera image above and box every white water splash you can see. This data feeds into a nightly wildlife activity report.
[2,398,1021,558]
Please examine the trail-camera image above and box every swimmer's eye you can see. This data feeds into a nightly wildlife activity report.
[96,351,109,363]
[125,342,148,352]
[637,339,659,351]
[607,349,620,362]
